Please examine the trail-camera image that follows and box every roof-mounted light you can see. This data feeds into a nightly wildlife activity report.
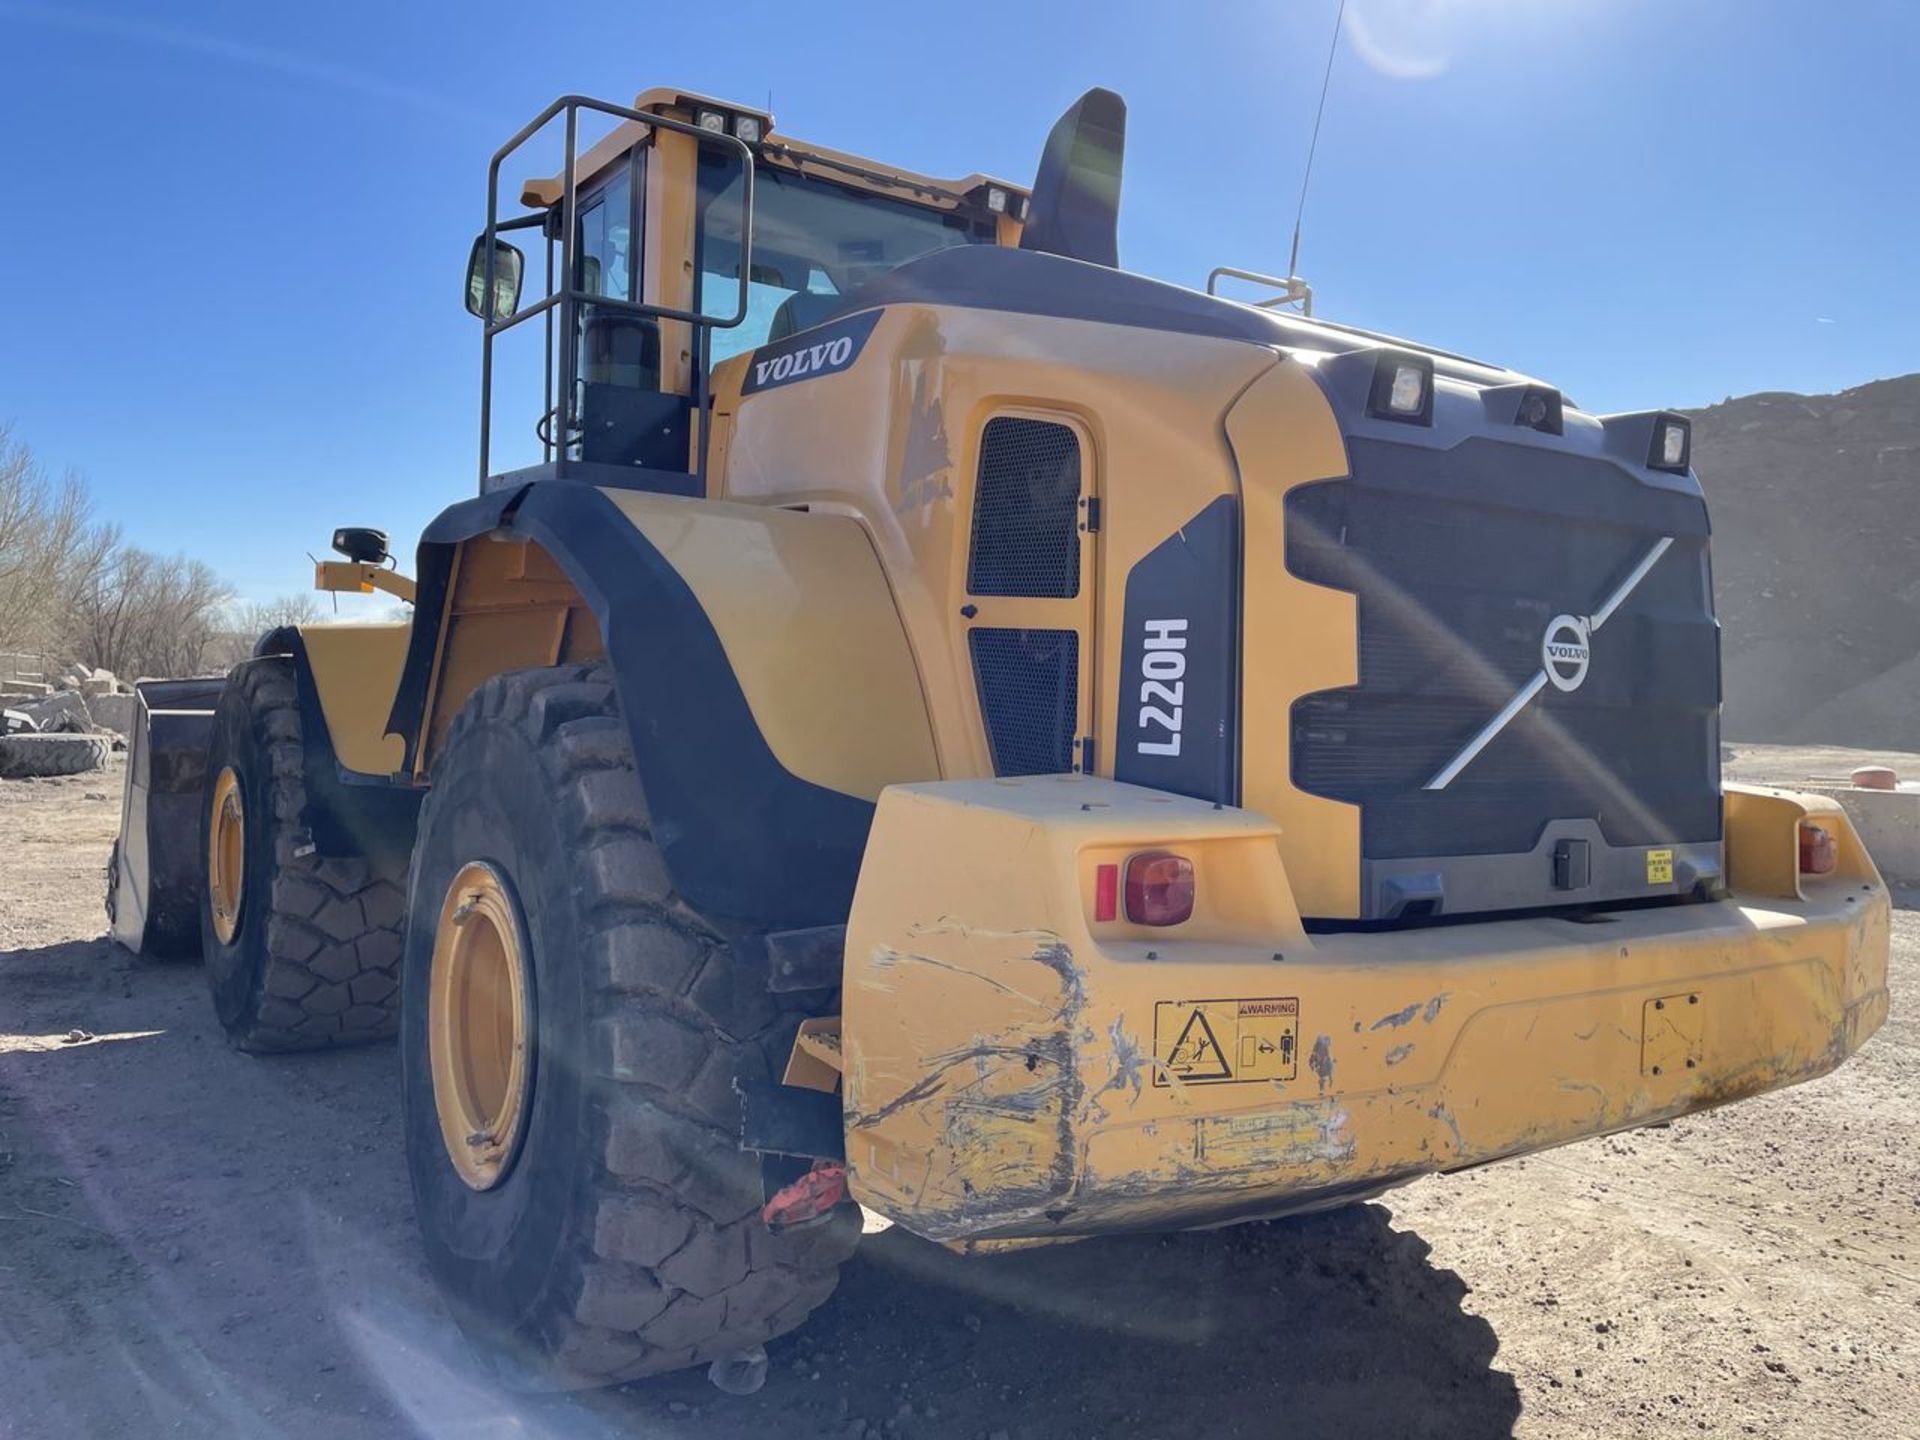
[1367,351,1434,426]
[1649,413,1691,473]
[1516,385,1564,436]
[695,108,727,135]
[732,114,762,144]
[986,186,1009,214]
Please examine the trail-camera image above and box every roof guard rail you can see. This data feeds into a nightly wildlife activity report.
[1206,264,1314,317]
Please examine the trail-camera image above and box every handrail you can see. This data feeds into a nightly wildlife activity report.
[1205,264,1314,317]
[478,94,756,490]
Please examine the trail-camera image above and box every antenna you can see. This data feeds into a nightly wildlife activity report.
[1287,0,1348,281]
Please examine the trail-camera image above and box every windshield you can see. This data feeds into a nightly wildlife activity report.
[695,156,995,366]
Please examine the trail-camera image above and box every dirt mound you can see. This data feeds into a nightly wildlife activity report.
[1684,374,1920,747]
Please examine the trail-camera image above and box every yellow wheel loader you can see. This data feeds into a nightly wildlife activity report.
[108,85,1891,1387]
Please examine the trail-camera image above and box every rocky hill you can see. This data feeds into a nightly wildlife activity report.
[1684,374,1920,748]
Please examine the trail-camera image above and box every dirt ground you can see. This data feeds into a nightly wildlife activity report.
[2,747,1915,1440]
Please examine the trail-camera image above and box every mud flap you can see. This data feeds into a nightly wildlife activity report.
[107,677,225,958]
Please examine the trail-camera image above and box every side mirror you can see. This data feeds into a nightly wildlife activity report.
[465,235,525,320]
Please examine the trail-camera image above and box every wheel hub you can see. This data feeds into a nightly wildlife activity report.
[208,766,245,945]
[429,861,535,1191]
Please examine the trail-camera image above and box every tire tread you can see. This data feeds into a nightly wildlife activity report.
[213,658,405,1052]
[417,663,856,1386]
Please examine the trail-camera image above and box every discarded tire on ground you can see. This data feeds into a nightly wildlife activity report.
[198,657,407,1052]
[0,732,109,779]
[401,664,858,1388]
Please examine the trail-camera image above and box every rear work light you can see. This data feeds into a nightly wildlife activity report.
[1367,350,1434,426]
[1649,413,1692,472]
[1514,385,1564,435]
[1799,822,1837,876]
[1125,851,1195,927]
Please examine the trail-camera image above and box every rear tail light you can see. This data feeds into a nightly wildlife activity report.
[1798,822,1837,876]
[1125,851,1194,927]
[1093,863,1118,922]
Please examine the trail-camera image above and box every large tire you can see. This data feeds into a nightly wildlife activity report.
[198,658,407,1051]
[0,732,108,778]
[401,664,857,1388]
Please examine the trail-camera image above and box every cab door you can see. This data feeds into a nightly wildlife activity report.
[958,410,1099,777]
[569,146,697,473]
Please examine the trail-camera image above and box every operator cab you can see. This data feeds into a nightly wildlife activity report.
[466,90,1023,494]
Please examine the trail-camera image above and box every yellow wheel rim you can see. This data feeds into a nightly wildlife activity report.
[208,766,245,945]
[429,861,534,1192]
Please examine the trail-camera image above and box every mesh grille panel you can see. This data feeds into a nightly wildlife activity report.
[968,418,1081,598]
[969,628,1079,776]
[1285,439,1720,860]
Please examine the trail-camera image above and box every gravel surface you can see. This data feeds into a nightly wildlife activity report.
[1,750,1913,1439]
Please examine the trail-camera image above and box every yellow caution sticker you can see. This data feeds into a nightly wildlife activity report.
[1153,997,1299,1086]
[1646,848,1674,884]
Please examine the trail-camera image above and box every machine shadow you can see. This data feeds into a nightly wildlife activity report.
[0,934,125,986]
[632,1201,1522,1440]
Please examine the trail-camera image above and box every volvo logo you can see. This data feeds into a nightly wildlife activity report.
[1541,614,1592,693]
[739,310,881,395]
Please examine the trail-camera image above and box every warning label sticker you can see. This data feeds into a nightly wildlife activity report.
[1646,848,1674,884]
[1153,997,1300,1086]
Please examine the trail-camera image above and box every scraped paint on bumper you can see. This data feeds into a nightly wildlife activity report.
[841,777,1889,1242]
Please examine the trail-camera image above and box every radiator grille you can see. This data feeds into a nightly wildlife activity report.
[969,627,1079,776]
[1286,438,1721,860]
[967,418,1081,598]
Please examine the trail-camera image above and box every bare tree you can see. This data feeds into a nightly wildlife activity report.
[65,547,234,679]
[204,593,324,671]
[0,425,117,656]
[2,426,282,680]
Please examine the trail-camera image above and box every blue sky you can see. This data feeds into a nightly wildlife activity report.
[1,0,1915,604]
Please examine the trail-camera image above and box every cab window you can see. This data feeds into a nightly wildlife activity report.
[577,162,634,301]
[694,156,993,366]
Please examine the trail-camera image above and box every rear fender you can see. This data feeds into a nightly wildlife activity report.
[388,482,937,929]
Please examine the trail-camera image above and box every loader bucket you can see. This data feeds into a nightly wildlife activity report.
[107,676,226,958]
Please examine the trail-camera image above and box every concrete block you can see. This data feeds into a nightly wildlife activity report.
[87,691,136,736]
[80,670,120,698]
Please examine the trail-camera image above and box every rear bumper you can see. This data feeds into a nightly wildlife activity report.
[841,778,1890,1242]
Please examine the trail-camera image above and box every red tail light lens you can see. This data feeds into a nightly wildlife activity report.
[1125,851,1194,927]
[1093,863,1118,922]
[1798,823,1837,876]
